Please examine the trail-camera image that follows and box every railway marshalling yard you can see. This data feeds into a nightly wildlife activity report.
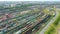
[0,2,60,34]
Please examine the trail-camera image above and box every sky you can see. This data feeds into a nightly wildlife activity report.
[0,0,60,1]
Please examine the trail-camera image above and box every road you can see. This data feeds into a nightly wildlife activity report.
[39,11,59,34]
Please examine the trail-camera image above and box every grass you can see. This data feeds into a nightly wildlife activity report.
[45,11,60,34]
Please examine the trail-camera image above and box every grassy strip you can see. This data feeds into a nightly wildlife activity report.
[45,11,60,34]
